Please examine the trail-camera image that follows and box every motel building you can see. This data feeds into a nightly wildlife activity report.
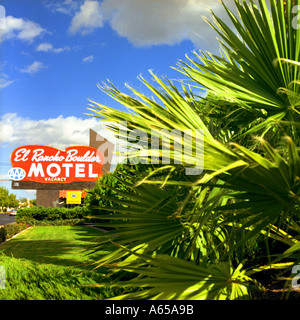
[8,130,114,208]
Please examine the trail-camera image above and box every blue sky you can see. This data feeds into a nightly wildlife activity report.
[0,0,234,199]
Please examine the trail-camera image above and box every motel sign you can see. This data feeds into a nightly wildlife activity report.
[11,145,104,183]
[10,129,114,207]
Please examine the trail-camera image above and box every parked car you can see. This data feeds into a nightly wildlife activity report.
[9,209,17,216]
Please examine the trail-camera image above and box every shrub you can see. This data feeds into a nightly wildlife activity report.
[83,162,153,216]
[24,218,84,226]
[16,207,87,226]
[0,227,6,242]
[0,223,28,242]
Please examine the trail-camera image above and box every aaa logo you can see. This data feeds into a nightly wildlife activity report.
[8,167,26,181]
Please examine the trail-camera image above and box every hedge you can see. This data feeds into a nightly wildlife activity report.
[15,207,88,226]
[0,223,29,242]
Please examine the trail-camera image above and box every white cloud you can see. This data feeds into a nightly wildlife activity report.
[20,61,47,74]
[0,15,46,42]
[69,0,104,35]
[0,113,110,151]
[0,173,9,180]
[82,55,94,63]
[52,47,70,53]
[36,42,52,52]
[65,0,238,50]
[0,79,14,88]
[45,0,79,16]
[36,42,70,53]
[0,74,14,89]
[0,113,121,150]
[99,0,237,50]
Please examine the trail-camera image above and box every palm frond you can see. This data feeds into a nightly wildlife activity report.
[98,246,257,300]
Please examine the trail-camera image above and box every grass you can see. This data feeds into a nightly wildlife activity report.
[0,254,114,300]
[0,226,108,269]
[0,225,121,300]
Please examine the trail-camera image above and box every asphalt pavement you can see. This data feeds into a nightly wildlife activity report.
[0,213,16,226]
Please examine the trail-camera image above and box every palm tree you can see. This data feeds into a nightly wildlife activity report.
[87,0,300,299]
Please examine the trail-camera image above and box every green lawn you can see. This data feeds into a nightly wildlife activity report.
[0,226,119,299]
[0,225,107,269]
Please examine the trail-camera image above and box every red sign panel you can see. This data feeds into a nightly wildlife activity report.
[10,145,104,183]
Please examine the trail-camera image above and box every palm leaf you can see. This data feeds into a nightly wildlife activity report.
[86,181,188,268]
[97,246,257,300]
[175,0,300,139]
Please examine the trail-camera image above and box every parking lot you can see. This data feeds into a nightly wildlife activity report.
[0,213,16,226]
